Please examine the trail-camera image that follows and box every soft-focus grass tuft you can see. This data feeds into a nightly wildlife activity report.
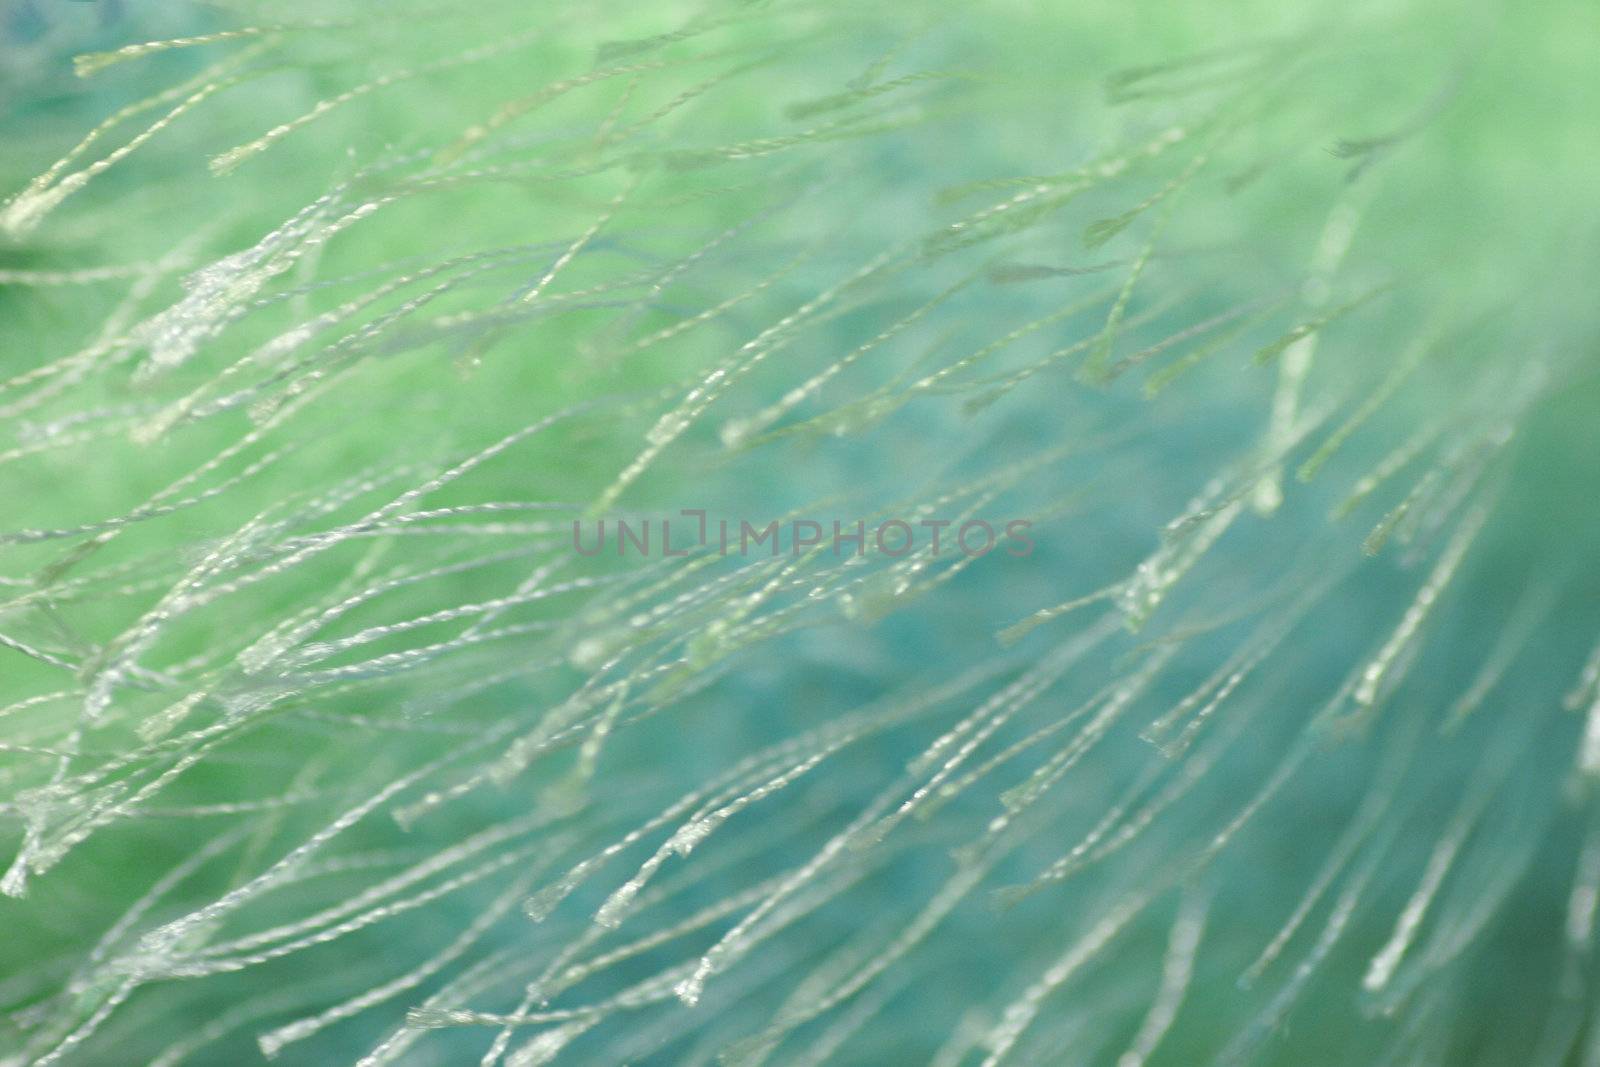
[0,0,1597,1063]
